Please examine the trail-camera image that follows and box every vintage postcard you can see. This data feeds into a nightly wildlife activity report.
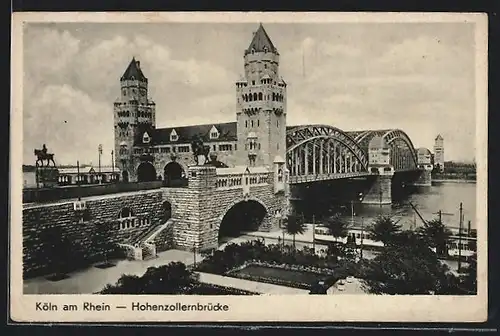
[10,11,488,323]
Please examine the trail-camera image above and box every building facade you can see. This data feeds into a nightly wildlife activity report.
[433,134,445,172]
[114,24,287,183]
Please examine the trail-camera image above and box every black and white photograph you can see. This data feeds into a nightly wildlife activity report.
[11,12,487,322]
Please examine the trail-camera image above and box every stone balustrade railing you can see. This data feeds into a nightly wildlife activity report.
[215,171,270,190]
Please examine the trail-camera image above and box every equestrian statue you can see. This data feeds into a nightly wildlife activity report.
[34,144,56,167]
[190,135,210,165]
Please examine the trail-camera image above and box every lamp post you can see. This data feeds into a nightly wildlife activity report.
[111,150,115,178]
[360,216,364,260]
[458,202,463,273]
[98,144,102,184]
[76,160,81,201]
[312,214,316,253]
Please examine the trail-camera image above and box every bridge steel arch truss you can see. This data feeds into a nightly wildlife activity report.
[286,125,371,184]
[353,129,419,171]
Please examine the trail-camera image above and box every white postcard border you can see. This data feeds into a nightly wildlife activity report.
[10,11,489,323]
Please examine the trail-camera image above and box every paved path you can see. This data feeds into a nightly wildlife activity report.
[23,250,203,294]
[196,272,308,295]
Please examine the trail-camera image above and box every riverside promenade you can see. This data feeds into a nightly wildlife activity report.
[23,249,308,295]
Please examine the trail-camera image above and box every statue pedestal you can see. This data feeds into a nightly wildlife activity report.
[197,155,206,165]
[36,166,59,188]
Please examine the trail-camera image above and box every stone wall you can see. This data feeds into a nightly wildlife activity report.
[174,166,287,251]
[22,189,166,278]
[22,166,286,277]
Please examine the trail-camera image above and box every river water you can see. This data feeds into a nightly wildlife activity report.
[309,181,477,232]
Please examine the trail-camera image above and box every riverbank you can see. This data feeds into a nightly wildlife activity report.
[432,179,476,184]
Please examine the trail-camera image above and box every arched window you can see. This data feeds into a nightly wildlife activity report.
[258,92,263,100]
[119,207,134,219]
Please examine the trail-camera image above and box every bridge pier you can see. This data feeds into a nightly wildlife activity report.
[412,165,433,187]
[362,166,394,205]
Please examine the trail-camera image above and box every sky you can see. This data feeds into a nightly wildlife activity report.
[22,21,476,166]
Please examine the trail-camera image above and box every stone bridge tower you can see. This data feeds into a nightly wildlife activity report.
[113,58,156,182]
[362,136,394,205]
[433,134,445,172]
[235,24,287,170]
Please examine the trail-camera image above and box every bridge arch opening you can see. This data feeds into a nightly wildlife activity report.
[137,162,157,182]
[218,200,267,246]
[164,162,184,180]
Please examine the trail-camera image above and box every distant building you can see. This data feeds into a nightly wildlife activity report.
[433,134,444,172]
[57,166,121,185]
[23,165,121,188]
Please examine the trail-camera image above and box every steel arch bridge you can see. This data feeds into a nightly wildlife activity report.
[286,125,419,184]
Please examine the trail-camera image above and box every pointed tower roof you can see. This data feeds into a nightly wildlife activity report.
[246,23,278,54]
[121,57,148,82]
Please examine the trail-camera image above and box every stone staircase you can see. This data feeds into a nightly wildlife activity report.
[121,219,174,261]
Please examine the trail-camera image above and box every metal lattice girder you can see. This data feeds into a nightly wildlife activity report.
[347,128,419,170]
[286,125,369,171]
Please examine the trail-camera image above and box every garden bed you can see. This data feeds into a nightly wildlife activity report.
[195,241,362,290]
[229,263,335,290]
[186,283,259,295]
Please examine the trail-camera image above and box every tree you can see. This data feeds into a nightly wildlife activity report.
[91,220,117,268]
[461,253,477,294]
[324,212,349,242]
[417,218,452,257]
[38,224,83,279]
[283,213,306,251]
[100,262,200,294]
[370,216,402,246]
[362,230,455,295]
[142,262,200,294]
